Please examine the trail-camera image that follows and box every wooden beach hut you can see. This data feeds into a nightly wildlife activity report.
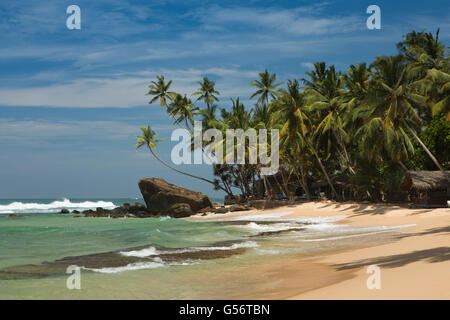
[400,171,450,206]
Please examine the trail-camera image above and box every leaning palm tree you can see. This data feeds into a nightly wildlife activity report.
[146,75,177,107]
[250,70,281,106]
[193,77,220,109]
[136,125,224,187]
[366,55,445,171]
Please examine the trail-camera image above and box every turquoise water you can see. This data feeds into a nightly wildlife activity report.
[0,198,405,299]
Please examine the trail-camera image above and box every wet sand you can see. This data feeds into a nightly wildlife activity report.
[190,201,450,300]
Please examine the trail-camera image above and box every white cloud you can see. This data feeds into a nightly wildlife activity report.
[0,67,259,108]
[192,5,363,36]
[300,62,315,69]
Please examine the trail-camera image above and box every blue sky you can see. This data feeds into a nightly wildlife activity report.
[0,0,449,198]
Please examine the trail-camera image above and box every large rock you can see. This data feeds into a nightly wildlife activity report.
[138,178,212,216]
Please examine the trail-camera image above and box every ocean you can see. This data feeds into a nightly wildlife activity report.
[0,198,410,299]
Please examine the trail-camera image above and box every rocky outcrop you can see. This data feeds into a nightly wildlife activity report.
[138,178,212,217]
[82,203,147,218]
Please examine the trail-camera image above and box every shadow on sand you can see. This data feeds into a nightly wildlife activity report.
[334,246,450,270]
[315,202,433,217]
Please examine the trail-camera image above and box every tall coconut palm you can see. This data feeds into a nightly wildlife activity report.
[146,75,177,107]
[302,63,355,175]
[398,30,450,120]
[167,94,199,131]
[250,70,281,106]
[199,104,218,129]
[136,125,226,188]
[366,55,445,171]
[193,77,220,109]
[277,79,339,199]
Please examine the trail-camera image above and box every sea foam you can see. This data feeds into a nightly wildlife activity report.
[0,198,116,214]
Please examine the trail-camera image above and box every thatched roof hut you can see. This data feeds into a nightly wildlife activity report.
[401,171,450,206]
[401,171,450,191]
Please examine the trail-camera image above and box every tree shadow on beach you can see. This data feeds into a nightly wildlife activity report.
[397,225,450,239]
[316,202,421,216]
[334,247,450,270]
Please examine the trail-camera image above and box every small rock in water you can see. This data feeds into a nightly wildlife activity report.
[59,209,70,214]
[72,210,80,214]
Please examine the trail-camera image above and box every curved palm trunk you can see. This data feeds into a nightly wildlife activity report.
[306,140,340,200]
[149,148,222,188]
[402,120,445,172]
[335,127,356,175]
[298,164,311,200]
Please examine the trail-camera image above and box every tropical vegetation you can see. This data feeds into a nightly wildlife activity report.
[137,30,449,202]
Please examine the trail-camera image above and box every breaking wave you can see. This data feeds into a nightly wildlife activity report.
[0,198,116,214]
[120,241,259,258]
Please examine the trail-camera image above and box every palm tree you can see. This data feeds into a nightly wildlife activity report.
[199,104,218,129]
[302,63,355,175]
[136,125,225,187]
[366,55,445,171]
[250,70,281,106]
[167,94,199,131]
[398,30,450,120]
[277,79,339,199]
[146,75,177,107]
[193,77,220,109]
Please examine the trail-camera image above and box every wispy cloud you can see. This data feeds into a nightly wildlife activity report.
[0,67,259,108]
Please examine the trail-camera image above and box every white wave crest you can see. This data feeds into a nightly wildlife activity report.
[83,258,196,274]
[243,222,304,233]
[0,198,116,214]
[120,241,259,258]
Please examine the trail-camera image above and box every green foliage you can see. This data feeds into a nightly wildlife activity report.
[409,114,450,170]
[138,29,449,201]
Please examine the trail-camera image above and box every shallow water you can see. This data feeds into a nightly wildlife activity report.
[0,198,409,299]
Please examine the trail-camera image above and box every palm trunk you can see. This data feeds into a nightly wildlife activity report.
[306,140,340,200]
[273,174,286,198]
[397,160,408,171]
[402,120,445,172]
[298,165,311,200]
[149,148,226,190]
[335,127,355,175]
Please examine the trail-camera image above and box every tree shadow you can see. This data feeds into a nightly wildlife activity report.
[398,225,450,239]
[316,202,419,216]
[334,247,450,270]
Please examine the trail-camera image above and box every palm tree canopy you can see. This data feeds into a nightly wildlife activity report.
[147,75,177,107]
[250,69,282,106]
[193,77,220,107]
[135,125,163,150]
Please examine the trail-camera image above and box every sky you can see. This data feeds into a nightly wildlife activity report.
[0,0,449,199]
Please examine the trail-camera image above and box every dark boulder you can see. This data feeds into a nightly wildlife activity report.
[138,178,212,217]
[59,209,70,214]
[72,210,80,214]
[168,203,193,218]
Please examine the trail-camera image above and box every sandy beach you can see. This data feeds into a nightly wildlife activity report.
[191,201,450,300]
